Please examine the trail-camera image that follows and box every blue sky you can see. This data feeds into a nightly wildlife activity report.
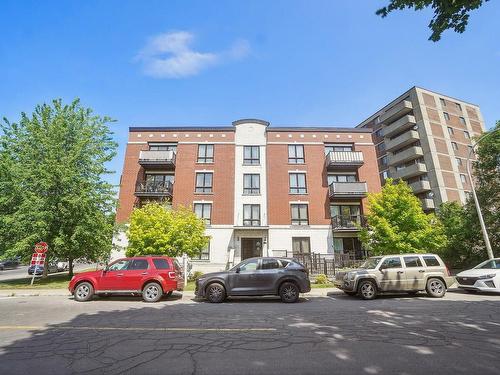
[1,0,499,187]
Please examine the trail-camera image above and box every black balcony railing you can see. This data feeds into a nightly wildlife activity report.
[135,181,173,196]
[331,215,367,230]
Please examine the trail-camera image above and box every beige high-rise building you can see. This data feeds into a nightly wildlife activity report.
[357,86,485,210]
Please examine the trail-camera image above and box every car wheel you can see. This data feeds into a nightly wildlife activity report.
[74,282,94,302]
[358,280,377,300]
[343,291,357,296]
[279,282,300,303]
[426,278,446,298]
[206,283,226,303]
[142,282,163,303]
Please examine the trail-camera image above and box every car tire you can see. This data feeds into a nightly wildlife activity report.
[343,291,357,296]
[74,282,94,302]
[206,282,226,303]
[357,280,378,300]
[165,291,173,298]
[279,282,300,303]
[142,282,163,303]
[426,278,446,298]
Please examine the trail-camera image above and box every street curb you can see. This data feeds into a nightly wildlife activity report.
[0,287,340,298]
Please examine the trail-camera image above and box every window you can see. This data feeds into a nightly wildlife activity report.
[374,116,380,124]
[404,256,423,268]
[144,174,174,191]
[243,204,260,226]
[261,258,280,270]
[243,174,260,195]
[451,142,458,151]
[194,203,211,225]
[460,174,467,184]
[108,259,130,271]
[468,145,473,154]
[291,204,309,225]
[459,117,466,126]
[456,102,462,112]
[288,145,305,163]
[128,259,149,270]
[197,144,214,163]
[381,155,388,166]
[447,127,454,136]
[292,237,310,255]
[423,256,440,267]
[380,257,402,269]
[153,259,170,270]
[325,144,353,154]
[240,259,259,271]
[243,146,260,165]
[440,98,446,107]
[289,173,307,194]
[443,112,450,121]
[330,205,361,219]
[456,157,463,166]
[376,143,386,153]
[149,144,177,151]
[328,174,356,185]
[464,130,470,139]
[374,128,383,138]
[194,240,210,260]
[195,172,213,193]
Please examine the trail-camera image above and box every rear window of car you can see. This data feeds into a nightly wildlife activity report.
[153,258,170,270]
[128,259,149,270]
[423,256,440,267]
[404,256,423,268]
[261,259,280,270]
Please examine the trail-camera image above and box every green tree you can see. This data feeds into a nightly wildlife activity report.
[126,203,209,258]
[376,1,489,41]
[360,179,447,255]
[0,99,117,276]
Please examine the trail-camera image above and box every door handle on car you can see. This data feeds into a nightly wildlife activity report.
[141,272,148,276]
[397,271,404,274]
[117,273,124,277]
[418,270,425,273]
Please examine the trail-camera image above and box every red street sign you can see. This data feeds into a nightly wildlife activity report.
[31,253,46,266]
[35,242,48,254]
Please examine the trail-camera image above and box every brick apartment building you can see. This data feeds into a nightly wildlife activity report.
[115,119,381,271]
[357,87,485,209]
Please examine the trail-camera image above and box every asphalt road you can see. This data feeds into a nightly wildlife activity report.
[0,291,499,375]
[0,263,90,282]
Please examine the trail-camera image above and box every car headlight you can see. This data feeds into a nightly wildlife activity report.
[478,274,496,279]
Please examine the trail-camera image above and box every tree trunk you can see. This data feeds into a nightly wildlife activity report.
[68,257,74,278]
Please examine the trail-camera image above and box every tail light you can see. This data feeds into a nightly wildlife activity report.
[168,271,177,279]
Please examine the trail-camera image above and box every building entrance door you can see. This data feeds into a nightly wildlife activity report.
[241,238,262,259]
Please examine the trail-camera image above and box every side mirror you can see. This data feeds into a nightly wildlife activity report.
[235,267,241,273]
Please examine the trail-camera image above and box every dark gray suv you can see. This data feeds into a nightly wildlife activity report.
[195,257,311,303]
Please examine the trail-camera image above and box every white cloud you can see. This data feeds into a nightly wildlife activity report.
[135,31,250,79]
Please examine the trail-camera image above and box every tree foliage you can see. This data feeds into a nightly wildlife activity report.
[0,99,117,276]
[360,179,447,255]
[126,203,209,258]
[376,0,489,41]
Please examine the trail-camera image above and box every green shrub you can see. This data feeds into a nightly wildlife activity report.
[315,274,329,284]
[189,271,204,282]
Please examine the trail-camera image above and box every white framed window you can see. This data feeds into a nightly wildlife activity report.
[447,127,454,136]
[464,130,470,139]
[289,173,307,194]
[197,144,214,163]
[243,174,260,195]
[443,112,450,121]
[459,117,466,126]
[291,204,309,225]
[243,204,261,226]
[194,203,212,225]
[440,98,446,107]
[451,142,458,151]
[460,174,467,184]
[288,144,305,164]
[243,146,260,165]
[195,172,213,193]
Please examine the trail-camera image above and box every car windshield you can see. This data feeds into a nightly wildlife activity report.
[359,257,382,269]
[474,259,500,269]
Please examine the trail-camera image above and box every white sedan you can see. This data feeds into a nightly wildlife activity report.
[456,258,500,293]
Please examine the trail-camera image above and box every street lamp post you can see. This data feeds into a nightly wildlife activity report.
[466,128,499,260]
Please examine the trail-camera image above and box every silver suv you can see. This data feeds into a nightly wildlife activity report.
[334,254,454,300]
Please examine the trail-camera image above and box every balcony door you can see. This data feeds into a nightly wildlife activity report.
[330,205,361,227]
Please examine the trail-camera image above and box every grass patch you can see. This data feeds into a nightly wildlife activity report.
[0,268,95,289]
[311,283,336,289]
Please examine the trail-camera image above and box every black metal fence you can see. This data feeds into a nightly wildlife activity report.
[293,253,365,276]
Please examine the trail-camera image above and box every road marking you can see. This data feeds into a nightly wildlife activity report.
[0,325,276,332]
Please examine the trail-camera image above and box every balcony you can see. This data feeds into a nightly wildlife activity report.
[385,130,420,152]
[409,180,431,194]
[421,198,435,210]
[379,100,413,125]
[388,146,424,166]
[392,163,427,180]
[329,182,367,199]
[134,181,173,197]
[382,115,416,138]
[326,151,364,170]
[331,215,367,231]
[138,150,176,169]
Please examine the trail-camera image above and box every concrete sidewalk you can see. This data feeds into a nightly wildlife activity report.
[0,287,339,298]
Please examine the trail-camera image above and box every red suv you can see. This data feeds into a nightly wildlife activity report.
[69,256,184,302]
